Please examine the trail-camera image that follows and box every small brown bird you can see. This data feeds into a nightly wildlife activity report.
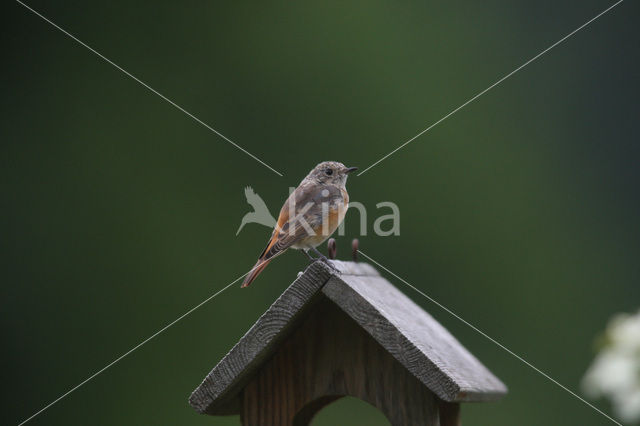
[241,161,357,287]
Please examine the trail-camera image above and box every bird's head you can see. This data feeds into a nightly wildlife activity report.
[304,161,358,186]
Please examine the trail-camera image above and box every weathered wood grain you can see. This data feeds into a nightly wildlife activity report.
[438,401,461,426]
[321,273,508,402]
[189,261,333,415]
[189,259,506,418]
[241,297,440,425]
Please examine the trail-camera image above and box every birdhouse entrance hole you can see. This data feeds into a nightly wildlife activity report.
[190,261,505,426]
[304,396,391,425]
[241,298,442,425]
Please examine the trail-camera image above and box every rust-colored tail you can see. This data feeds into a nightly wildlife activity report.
[241,258,272,288]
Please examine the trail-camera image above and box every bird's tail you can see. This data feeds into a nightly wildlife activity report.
[241,258,272,288]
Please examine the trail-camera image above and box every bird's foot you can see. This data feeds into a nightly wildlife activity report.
[302,248,341,274]
[317,255,341,274]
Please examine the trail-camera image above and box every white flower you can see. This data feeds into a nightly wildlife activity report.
[617,390,640,424]
[582,310,640,424]
[583,351,637,397]
[609,312,640,351]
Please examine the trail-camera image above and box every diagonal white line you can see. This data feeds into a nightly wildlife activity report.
[357,249,623,426]
[17,270,248,426]
[358,0,624,176]
[15,0,284,177]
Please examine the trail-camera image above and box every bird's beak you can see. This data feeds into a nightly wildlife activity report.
[345,167,358,174]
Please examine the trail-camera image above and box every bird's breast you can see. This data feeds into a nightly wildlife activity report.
[316,189,348,237]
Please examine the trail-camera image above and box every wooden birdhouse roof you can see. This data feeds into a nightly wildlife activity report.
[189,260,507,415]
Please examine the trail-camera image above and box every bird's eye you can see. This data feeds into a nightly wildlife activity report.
[325,168,333,176]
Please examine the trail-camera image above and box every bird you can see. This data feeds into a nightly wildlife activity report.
[236,186,277,235]
[241,161,357,288]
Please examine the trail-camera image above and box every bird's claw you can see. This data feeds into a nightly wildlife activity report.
[318,256,341,274]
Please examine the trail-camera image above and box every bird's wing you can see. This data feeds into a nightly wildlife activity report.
[242,183,337,288]
[258,182,329,261]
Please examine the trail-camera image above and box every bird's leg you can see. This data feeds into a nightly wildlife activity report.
[301,249,315,263]
[310,246,328,261]
[310,246,340,273]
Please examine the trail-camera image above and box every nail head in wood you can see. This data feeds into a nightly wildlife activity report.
[352,239,359,262]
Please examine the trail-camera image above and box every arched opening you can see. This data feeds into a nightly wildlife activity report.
[292,395,391,426]
[240,298,441,425]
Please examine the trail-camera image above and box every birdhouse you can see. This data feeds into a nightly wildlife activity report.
[189,260,507,425]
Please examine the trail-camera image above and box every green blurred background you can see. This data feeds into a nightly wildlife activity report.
[3,0,638,424]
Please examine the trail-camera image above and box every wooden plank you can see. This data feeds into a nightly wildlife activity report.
[190,259,506,417]
[189,261,333,415]
[321,274,507,402]
[241,297,439,425]
[438,401,461,426]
